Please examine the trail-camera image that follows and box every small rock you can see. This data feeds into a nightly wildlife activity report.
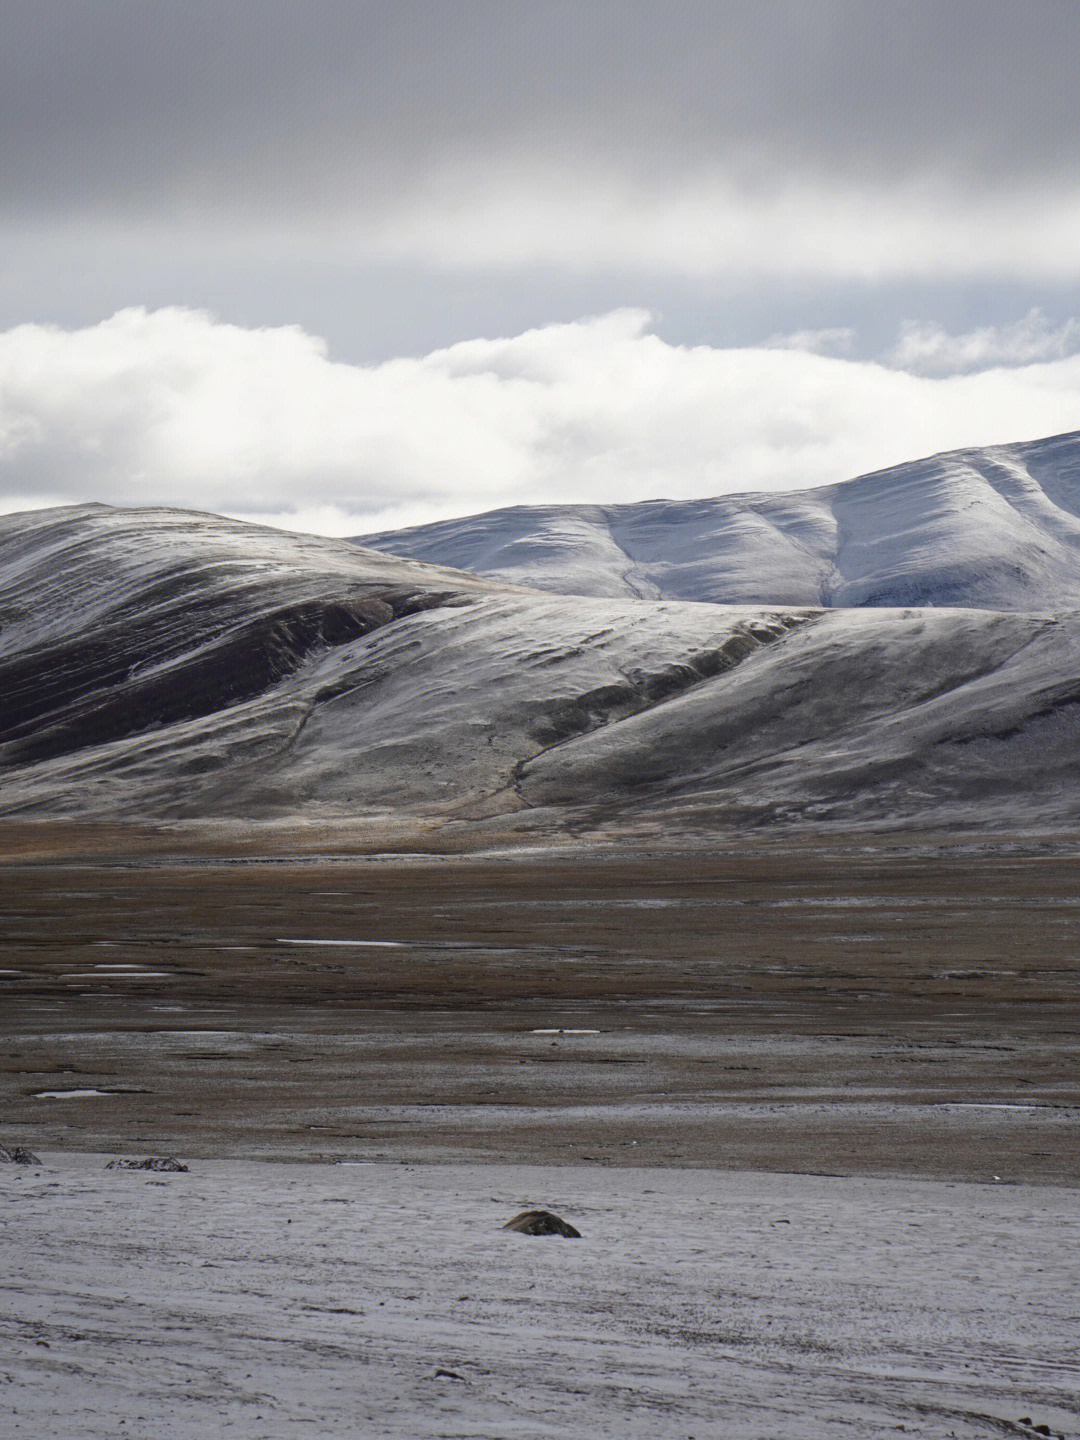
[434,1368,464,1381]
[0,1145,42,1165]
[105,1156,188,1172]
[502,1208,581,1238]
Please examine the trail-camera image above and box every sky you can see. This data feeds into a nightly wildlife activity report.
[4,0,1080,533]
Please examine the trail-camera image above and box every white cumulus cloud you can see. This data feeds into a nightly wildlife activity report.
[888,308,1080,375]
[2,306,1080,535]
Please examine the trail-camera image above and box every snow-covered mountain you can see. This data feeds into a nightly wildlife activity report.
[356,431,1080,610]
[5,499,1080,829]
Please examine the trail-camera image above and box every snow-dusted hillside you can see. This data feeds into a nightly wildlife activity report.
[356,430,1080,610]
[0,504,505,772]
[0,506,806,819]
[5,501,1080,828]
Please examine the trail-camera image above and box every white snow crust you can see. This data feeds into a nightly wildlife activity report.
[3,1154,1077,1439]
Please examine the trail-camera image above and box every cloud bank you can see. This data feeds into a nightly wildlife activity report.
[2,307,1080,535]
[7,2,1080,284]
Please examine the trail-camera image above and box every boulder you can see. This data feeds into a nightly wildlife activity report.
[502,1209,581,1238]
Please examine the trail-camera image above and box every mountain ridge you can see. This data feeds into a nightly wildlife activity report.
[354,429,1080,611]
[8,431,1080,828]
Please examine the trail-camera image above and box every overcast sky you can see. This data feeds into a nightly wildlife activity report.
[4,1,1080,530]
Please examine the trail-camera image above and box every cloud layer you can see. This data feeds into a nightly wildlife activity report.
[3,307,1080,534]
[888,309,1080,374]
[6,2,1080,283]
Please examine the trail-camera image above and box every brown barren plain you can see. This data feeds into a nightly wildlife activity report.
[2,821,1078,1184]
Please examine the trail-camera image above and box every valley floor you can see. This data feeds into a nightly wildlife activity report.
[2,823,1079,1435]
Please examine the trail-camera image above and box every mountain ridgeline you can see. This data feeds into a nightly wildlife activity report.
[6,431,1080,829]
[355,431,1080,611]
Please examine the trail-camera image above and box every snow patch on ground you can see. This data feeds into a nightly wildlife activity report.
[2,1154,1077,1439]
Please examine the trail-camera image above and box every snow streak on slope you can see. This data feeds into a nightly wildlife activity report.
[356,431,1080,610]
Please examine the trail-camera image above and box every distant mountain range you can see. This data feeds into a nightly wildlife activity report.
[5,430,1080,830]
[356,431,1080,611]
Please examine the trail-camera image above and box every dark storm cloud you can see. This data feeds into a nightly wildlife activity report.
[5,0,1080,225]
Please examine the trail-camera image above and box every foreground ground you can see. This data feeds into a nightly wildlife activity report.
[1,822,1078,1436]
[3,1154,1078,1440]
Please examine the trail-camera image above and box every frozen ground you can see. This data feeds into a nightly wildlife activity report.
[2,1154,1078,1440]
[4,832,1078,1435]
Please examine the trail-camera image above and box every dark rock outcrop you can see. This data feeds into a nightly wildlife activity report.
[502,1208,581,1237]
[0,1144,42,1164]
[105,1156,188,1172]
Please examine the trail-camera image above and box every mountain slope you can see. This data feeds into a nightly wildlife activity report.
[6,503,1080,829]
[355,430,1080,610]
[0,504,504,771]
[519,607,1080,828]
[0,505,807,819]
